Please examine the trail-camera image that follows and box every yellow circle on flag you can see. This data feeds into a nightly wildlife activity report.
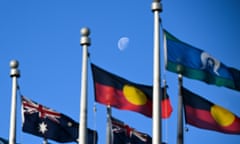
[123,85,147,106]
[210,105,235,127]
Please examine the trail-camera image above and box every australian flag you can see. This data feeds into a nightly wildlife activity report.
[0,137,8,144]
[111,117,152,144]
[21,96,98,143]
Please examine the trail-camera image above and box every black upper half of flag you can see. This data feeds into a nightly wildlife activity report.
[91,63,169,100]
[182,86,212,111]
[228,67,240,91]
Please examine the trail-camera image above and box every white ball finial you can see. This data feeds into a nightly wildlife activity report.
[10,60,20,77]
[81,27,90,36]
[10,60,19,69]
[80,27,91,46]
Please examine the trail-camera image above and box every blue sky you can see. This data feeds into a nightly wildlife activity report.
[0,0,240,144]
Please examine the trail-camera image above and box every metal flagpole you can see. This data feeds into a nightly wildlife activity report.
[151,0,162,144]
[106,105,112,144]
[9,60,20,144]
[79,27,91,144]
[177,74,183,144]
[42,138,48,144]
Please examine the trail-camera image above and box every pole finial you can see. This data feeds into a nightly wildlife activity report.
[10,60,19,69]
[151,0,162,12]
[81,27,90,36]
[10,60,20,77]
[80,27,91,46]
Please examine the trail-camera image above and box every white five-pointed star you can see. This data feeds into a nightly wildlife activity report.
[39,122,48,134]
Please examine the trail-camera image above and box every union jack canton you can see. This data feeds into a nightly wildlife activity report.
[22,96,61,123]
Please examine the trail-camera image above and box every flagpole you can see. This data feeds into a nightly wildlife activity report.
[106,105,112,144]
[151,0,162,144]
[79,27,91,144]
[42,138,48,144]
[177,74,183,144]
[9,60,20,144]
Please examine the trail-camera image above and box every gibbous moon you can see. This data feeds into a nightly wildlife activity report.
[118,37,129,51]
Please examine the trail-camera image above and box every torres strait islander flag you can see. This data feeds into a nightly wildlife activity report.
[91,63,172,118]
[164,29,240,92]
[182,87,240,134]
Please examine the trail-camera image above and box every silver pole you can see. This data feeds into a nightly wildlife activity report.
[177,74,183,144]
[151,1,162,144]
[9,60,20,144]
[106,106,112,144]
[42,138,48,144]
[79,27,91,144]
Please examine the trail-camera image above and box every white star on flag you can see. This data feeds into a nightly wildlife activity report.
[39,122,48,134]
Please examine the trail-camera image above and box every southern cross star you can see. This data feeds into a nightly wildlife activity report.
[39,122,48,134]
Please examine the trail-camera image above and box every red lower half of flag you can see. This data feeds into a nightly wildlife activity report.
[95,83,172,118]
[185,105,240,134]
[95,83,152,117]
[162,98,173,118]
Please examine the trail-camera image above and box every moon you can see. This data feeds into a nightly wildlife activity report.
[118,37,130,51]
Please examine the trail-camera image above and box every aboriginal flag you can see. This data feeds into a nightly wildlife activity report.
[91,63,172,118]
[182,87,240,134]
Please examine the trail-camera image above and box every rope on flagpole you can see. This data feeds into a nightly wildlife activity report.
[162,30,168,143]
[163,79,169,144]
[88,42,97,144]
[93,103,97,144]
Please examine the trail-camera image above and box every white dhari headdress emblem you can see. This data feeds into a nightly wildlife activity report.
[200,52,221,76]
